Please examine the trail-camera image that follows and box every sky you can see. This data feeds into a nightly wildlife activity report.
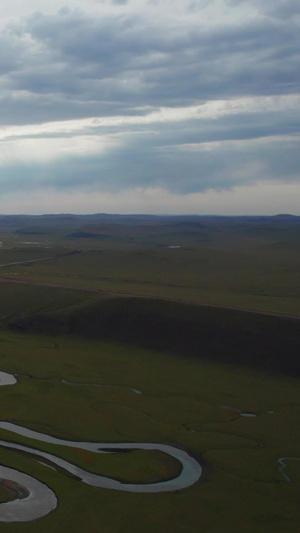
[0,0,299,215]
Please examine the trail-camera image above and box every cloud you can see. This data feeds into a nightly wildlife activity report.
[0,92,298,199]
[0,2,299,214]
[0,126,298,198]
[1,181,300,216]
[1,6,299,119]
[245,0,300,20]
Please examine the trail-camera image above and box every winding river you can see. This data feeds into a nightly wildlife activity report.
[4,370,298,523]
[0,466,57,522]
[278,457,300,482]
[0,373,202,522]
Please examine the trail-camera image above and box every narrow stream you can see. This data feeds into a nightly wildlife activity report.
[278,457,300,482]
[6,371,297,522]
[0,415,202,521]
[61,379,142,394]
[0,421,202,493]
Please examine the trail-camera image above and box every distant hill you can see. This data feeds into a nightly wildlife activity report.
[0,213,298,249]
[0,213,299,228]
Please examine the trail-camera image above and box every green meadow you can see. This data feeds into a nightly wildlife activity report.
[0,214,299,531]
[1,214,300,315]
[0,332,299,532]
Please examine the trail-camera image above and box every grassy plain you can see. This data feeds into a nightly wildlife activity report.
[0,214,299,531]
[5,245,299,314]
[0,213,300,315]
[0,333,300,532]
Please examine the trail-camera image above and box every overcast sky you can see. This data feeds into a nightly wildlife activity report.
[0,0,299,215]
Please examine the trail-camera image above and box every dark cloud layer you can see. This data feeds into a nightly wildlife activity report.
[0,1,299,212]
[1,6,299,124]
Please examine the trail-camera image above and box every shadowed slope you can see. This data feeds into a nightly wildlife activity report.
[8,293,300,377]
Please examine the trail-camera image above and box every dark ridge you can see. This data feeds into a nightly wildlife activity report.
[66,232,111,240]
[9,296,300,378]
[15,229,49,235]
[273,214,296,218]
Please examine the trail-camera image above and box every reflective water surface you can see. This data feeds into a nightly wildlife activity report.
[0,420,202,521]
[0,372,17,386]
[0,465,57,522]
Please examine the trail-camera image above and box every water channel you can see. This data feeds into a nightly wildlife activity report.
[2,371,297,522]
[0,373,202,522]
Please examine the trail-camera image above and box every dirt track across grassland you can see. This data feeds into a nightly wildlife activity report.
[0,275,299,321]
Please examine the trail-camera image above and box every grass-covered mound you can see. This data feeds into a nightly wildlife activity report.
[8,291,300,377]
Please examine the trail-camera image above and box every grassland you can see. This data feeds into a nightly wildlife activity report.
[0,214,300,315]
[0,333,299,532]
[0,214,299,531]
